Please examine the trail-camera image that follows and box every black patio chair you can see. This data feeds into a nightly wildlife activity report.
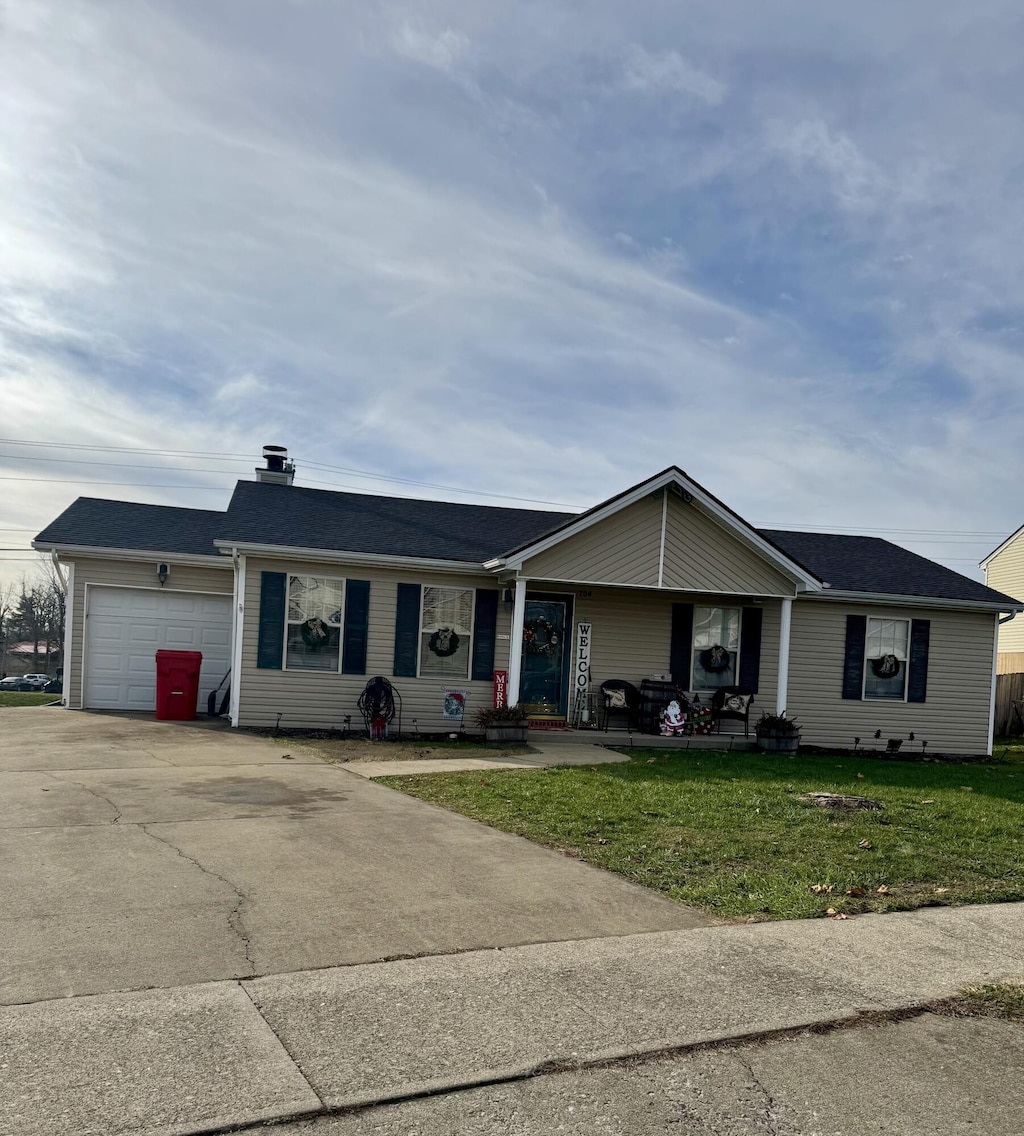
[600,679,641,732]
[357,676,403,740]
[711,686,754,737]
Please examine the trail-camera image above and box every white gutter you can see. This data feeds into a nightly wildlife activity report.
[32,543,230,569]
[213,540,489,575]
[799,589,1024,615]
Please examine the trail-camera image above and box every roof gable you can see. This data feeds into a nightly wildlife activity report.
[503,467,818,591]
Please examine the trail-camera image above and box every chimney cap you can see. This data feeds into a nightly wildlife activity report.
[257,444,294,484]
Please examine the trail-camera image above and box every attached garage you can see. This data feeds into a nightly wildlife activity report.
[84,586,232,711]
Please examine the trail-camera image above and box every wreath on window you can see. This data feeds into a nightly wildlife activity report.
[870,653,901,679]
[428,627,461,657]
[524,618,560,656]
[300,617,331,650]
[698,645,732,674]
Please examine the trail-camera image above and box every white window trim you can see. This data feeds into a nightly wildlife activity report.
[417,585,476,680]
[282,573,346,674]
[691,603,742,694]
[862,615,910,703]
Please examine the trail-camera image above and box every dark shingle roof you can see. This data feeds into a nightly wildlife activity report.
[217,481,573,563]
[35,499,227,558]
[33,484,1021,609]
[760,529,1019,606]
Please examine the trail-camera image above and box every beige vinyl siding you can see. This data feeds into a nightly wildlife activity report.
[787,600,996,754]
[985,532,1024,655]
[64,556,232,710]
[661,494,794,595]
[237,557,512,730]
[567,586,780,714]
[521,493,661,586]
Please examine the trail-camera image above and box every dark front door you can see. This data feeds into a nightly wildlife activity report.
[519,596,572,718]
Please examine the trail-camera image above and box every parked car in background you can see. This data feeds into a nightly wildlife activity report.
[21,674,53,690]
[43,678,63,694]
[0,676,26,691]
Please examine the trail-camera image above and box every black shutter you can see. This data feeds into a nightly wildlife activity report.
[341,580,371,675]
[670,603,694,688]
[471,589,499,682]
[393,583,421,677]
[738,607,763,693]
[842,614,867,700]
[256,572,287,670]
[907,619,930,703]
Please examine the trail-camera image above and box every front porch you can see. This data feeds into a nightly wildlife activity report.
[527,726,757,751]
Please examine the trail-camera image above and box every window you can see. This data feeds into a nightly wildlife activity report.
[864,617,908,700]
[285,575,343,671]
[419,586,474,679]
[692,605,740,691]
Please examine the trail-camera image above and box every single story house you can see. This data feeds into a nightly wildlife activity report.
[34,448,1022,754]
[981,526,1024,674]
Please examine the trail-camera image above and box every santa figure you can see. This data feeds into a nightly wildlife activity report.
[660,700,687,736]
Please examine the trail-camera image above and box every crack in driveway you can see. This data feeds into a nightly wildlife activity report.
[139,823,257,978]
[41,772,124,824]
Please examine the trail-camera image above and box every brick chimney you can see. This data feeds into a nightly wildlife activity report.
[255,445,295,486]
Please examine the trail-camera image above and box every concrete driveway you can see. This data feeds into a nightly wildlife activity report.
[0,708,704,1005]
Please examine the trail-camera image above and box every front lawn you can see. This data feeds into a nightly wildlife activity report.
[383,748,1024,921]
[0,692,62,708]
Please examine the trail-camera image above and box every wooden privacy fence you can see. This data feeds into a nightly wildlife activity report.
[994,672,1024,737]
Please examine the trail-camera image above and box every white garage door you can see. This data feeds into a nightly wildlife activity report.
[84,587,233,711]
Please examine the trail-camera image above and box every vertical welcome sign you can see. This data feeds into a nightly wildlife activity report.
[574,623,592,713]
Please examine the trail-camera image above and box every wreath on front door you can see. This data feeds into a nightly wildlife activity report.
[428,627,461,657]
[300,617,331,650]
[870,653,901,679]
[698,645,732,674]
[523,618,560,656]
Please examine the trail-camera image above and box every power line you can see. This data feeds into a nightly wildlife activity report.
[0,438,585,509]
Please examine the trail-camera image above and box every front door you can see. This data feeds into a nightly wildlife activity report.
[519,596,572,718]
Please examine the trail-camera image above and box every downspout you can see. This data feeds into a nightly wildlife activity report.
[50,550,68,594]
[228,549,245,728]
[990,611,1018,754]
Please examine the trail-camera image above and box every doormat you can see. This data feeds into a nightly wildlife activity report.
[527,721,572,731]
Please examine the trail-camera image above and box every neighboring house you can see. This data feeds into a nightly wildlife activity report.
[34,448,1022,754]
[981,527,1024,674]
[1,641,59,678]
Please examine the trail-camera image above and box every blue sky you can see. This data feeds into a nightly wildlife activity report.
[2,1,1024,584]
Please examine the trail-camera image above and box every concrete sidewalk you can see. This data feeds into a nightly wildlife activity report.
[340,741,630,777]
[6,902,1024,1136]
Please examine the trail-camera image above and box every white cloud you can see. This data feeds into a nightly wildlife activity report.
[622,44,726,105]
[391,21,470,73]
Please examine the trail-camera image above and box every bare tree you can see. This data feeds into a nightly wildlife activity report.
[0,580,16,678]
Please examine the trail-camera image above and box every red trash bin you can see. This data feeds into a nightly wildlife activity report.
[155,650,203,721]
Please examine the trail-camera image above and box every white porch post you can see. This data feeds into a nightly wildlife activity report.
[777,597,793,715]
[507,577,528,707]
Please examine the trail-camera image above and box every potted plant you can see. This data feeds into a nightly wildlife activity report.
[475,704,530,745]
[755,710,801,754]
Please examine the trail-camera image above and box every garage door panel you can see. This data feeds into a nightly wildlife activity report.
[85,587,232,711]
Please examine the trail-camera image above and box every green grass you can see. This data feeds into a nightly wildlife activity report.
[383,747,1024,921]
[0,692,61,708]
[956,984,1024,1020]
